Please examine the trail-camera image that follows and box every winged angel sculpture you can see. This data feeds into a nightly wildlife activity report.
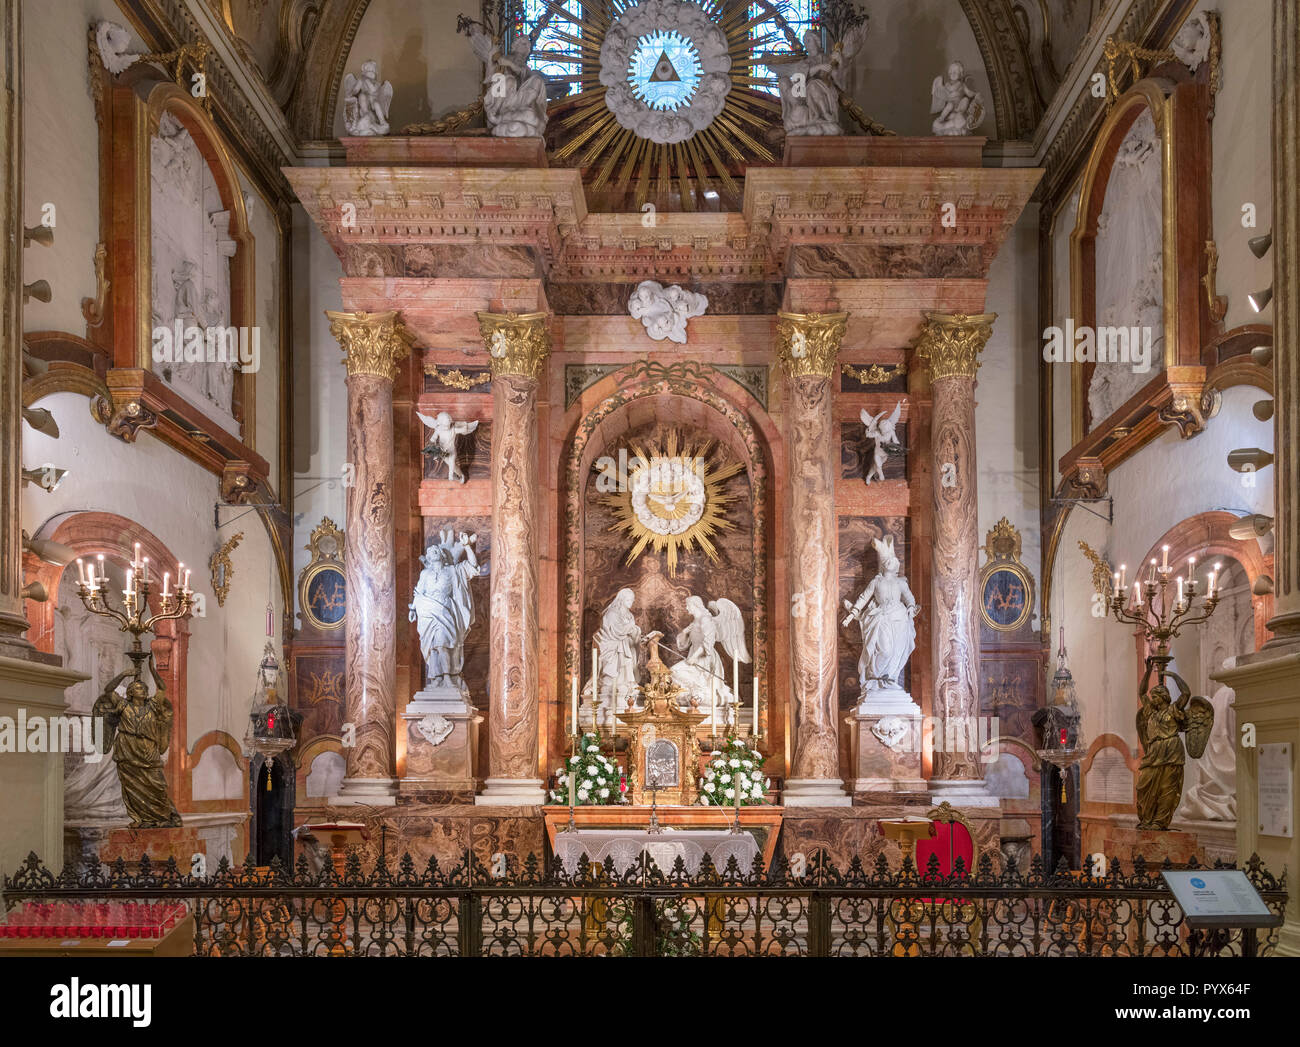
[1135,658,1214,830]
[343,61,393,136]
[466,21,549,138]
[766,23,869,136]
[671,596,750,720]
[417,410,479,484]
[860,401,903,485]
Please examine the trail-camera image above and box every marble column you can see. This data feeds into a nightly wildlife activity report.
[325,310,412,803]
[475,311,549,806]
[1213,0,1300,956]
[916,312,998,806]
[777,311,851,806]
[0,0,32,657]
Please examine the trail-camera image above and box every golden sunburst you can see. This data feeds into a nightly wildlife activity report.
[603,431,746,575]
[542,0,798,209]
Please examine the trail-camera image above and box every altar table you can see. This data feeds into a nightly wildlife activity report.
[553,827,760,877]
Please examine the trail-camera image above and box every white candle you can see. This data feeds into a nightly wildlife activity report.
[141,556,149,584]
[162,571,170,600]
[134,542,141,570]
[709,676,716,728]
[1113,571,1120,595]
[1212,563,1222,596]
[1162,545,1169,571]
[75,558,85,586]
[182,567,191,591]
[1119,564,1126,589]
[1177,576,1184,605]
[125,568,133,597]
[1149,559,1158,584]
[571,673,578,736]
[752,678,759,738]
[96,554,105,586]
[568,771,576,807]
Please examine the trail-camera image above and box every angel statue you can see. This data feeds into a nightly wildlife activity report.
[1135,658,1214,831]
[417,410,479,484]
[466,23,548,138]
[91,654,183,829]
[860,401,903,485]
[584,589,644,720]
[670,596,750,723]
[409,530,480,694]
[930,61,986,136]
[767,23,869,137]
[343,60,393,136]
[842,535,919,701]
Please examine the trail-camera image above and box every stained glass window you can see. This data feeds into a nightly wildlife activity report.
[750,0,821,94]
[515,0,584,96]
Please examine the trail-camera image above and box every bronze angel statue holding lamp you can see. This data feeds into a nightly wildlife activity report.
[1135,657,1214,830]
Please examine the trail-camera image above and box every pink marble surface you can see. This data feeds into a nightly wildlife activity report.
[786,374,841,780]
[343,372,398,780]
[929,373,982,781]
[488,373,542,780]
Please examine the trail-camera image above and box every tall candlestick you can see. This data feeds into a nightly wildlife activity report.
[162,572,170,600]
[709,676,716,733]
[732,660,739,710]
[568,771,576,806]
[96,554,106,589]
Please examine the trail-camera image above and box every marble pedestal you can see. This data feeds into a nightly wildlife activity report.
[848,708,926,794]
[1104,822,1204,868]
[400,688,481,797]
[927,779,1000,808]
[782,779,853,807]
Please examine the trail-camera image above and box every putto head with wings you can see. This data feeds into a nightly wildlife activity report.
[860,400,903,485]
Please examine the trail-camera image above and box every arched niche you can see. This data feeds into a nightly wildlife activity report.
[559,362,774,747]
[1064,73,1215,475]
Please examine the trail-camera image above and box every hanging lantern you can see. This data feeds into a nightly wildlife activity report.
[1034,628,1088,803]
[244,641,296,789]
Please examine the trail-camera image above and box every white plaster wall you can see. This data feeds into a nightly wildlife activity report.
[977,205,1041,607]
[290,210,346,597]
[1050,385,1273,746]
[20,0,130,336]
[1205,0,1274,332]
[21,393,285,750]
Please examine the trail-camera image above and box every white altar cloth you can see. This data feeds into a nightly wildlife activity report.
[553,827,759,877]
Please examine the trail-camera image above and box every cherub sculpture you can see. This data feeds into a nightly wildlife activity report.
[1135,658,1214,831]
[343,60,393,136]
[842,535,919,697]
[766,24,868,136]
[860,401,903,485]
[628,281,708,344]
[670,596,750,721]
[91,655,183,828]
[466,23,548,138]
[930,61,986,135]
[416,410,479,484]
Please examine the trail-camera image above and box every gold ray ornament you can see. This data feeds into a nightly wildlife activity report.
[603,431,745,576]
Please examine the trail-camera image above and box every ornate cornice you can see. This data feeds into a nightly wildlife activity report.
[959,0,1044,139]
[477,312,551,381]
[915,311,998,381]
[325,309,413,381]
[775,312,848,380]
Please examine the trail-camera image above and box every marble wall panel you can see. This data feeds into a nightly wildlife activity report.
[788,244,988,280]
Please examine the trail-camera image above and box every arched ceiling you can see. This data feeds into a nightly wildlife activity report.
[213,0,1107,144]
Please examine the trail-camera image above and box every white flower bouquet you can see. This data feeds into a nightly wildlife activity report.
[549,732,621,805]
[698,736,769,806]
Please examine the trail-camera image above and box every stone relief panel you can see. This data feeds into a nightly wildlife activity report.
[150,111,240,433]
[1088,107,1164,431]
[837,517,909,711]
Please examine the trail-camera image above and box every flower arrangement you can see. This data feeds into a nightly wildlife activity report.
[698,736,769,806]
[549,733,621,805]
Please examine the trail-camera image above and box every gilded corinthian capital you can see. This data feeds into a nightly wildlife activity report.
[326,310,414,382]
[776,311,848,379]
[914,312,997,381]
[477,311,551,380]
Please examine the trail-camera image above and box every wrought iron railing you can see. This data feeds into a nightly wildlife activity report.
[2,850,1287,957]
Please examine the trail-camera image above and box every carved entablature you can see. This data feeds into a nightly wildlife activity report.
[1060,69,1217,495]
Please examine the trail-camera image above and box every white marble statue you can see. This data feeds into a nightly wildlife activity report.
[930,61,986,135]
[628,280,708,344]
[95,20,139,75]
[1177,683,1236,821]
[670,595,749,720]
[408,530,479,694]
[768,25,868,137]
[842,535,919,700]
[1172,11,1214,72]
[416,410,479,484]
[468,26,548,138]
[585,589,644,716]
[342,60,393,136]
[860,401,903,485]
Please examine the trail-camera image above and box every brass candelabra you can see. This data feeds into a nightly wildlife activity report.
[1103,544,1223,669]
[73,544,195,669]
